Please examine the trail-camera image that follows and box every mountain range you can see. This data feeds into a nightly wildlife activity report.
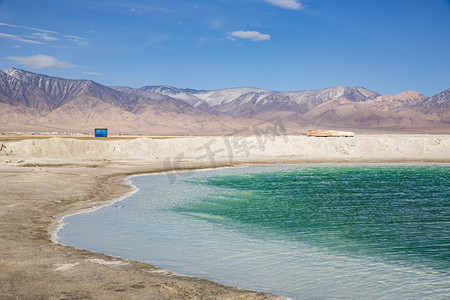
[1,68,449,135]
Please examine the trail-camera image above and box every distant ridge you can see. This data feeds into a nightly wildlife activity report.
[1,68,449,134]
[414,88,450,123]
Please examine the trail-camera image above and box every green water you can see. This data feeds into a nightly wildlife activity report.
[59,164,450,299]
[174,165,449,270]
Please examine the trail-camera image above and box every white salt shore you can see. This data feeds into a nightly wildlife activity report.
[2,134,449,165]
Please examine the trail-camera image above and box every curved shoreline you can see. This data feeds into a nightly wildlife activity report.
[49,176,140,245]
[49,166,238,244]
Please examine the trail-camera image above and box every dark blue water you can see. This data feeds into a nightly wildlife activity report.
[58,165,450,299]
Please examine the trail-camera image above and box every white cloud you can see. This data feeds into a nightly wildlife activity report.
[33,32,59,41]
[129,8,137,12]
[229,30,271,41]
[0,32,43,44]
[264,0,304,10]
[14,45,21,49]
[4,55,76,69]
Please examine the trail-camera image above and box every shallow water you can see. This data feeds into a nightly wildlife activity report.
[59,165,450,299]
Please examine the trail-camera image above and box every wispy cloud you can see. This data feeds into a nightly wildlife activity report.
[81,71,101,75]
[33,32,60,42]
[64,35,86,40]
[0,22,58,34]
[145,33,170,45]
[73,1,170,14]
[64,35,89,44]
[264,0,304,10]
[229,30,271,41]
[0,32,43,44]
[0,22,88,45]
[211,17,225,29]
[5,55,77,69]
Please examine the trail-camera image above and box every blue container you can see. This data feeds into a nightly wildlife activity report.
[95,128,108,137]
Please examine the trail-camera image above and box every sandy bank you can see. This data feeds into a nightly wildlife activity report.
[0,135,449,299]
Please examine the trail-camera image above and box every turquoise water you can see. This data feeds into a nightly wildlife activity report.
[59,165,450,299]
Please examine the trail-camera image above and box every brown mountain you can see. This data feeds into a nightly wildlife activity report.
[414,88,450,124]
[299,98,445,133]
[366,91,428,112]
[0,68,448,134]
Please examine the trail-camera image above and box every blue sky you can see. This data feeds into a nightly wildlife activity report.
[0,0,449,96]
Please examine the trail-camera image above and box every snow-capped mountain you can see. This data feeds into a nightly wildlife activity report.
[139,85,212,110]
[136,85,381,117]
